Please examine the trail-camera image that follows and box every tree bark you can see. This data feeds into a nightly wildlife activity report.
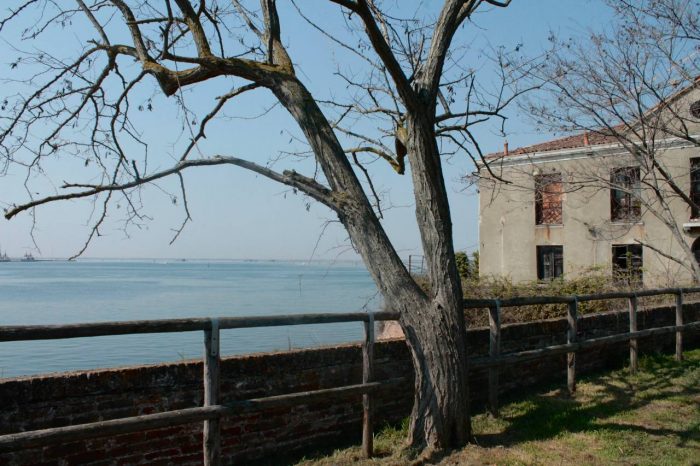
[270,75,470,449]
[402,111,470,448]
[401,296,470,449]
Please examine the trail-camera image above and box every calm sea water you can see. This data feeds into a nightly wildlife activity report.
[0,260,380,378]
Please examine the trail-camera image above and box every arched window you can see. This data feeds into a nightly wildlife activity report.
[693,237,700,266]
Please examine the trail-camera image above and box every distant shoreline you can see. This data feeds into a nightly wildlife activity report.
[0,259,59,263]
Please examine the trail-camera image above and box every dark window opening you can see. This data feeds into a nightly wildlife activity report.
[535,173,563,225]
[691,158,700,219]
[537,245,564,280]
[692,237,700,266]
[611,167,641,221]
[612,244,643,286]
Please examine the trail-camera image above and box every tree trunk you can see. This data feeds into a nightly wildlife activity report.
[399,295,470,449]
[401,111,470,448]
[271,76,470,450]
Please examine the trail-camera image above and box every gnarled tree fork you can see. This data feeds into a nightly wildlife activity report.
[0,0,522,451]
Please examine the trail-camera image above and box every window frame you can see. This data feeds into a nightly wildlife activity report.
[610,166,641,222]
[536,245,564,281]
[612,244,643,286]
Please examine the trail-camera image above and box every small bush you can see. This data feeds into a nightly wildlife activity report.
[455,250,479,280]
[455,251,470,279]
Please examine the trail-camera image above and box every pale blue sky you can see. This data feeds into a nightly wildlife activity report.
[0,0,609,260]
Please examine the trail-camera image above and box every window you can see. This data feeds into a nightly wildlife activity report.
[693,238,700,266]
[535,173,563,225]
[691,158,700,219]
[610,167,641,221]
[612,244,643,286]
[537,245,563,280]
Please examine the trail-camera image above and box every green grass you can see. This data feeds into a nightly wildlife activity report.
[296,349,700,465]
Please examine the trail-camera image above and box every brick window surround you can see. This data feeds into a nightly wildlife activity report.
[535,173,563,225]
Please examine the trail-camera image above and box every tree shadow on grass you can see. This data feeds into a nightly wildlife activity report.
[590,419,700,449]
[475,354,700,448]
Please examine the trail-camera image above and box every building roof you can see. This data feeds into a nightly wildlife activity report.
[488,76,700,160]
[489,131,618,158]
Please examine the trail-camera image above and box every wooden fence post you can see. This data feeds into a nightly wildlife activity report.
[676,289,684,362]
[362,312,375,458]
[488,300,501,417]
[628,294,638,374]
[567,298,578,395]
[204,318,221,466]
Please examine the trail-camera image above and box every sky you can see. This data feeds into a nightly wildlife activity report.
[0,0,612,261]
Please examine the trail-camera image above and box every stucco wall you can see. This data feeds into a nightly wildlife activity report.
[479,139,700,286]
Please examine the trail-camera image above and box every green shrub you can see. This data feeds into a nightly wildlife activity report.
[455,250,479,280]
[455,251,470,279]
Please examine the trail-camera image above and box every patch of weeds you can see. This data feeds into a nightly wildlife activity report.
[295,419,414,466]
[373,418,409,457]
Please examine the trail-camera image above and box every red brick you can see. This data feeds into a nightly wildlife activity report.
[144,448,180,461]
[63,448,107,464]
[41,441,86,460]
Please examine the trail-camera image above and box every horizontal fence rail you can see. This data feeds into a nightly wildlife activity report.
[0,379,406,454]
[469,322,700,370]
[462,286,700,309]
[1,286,699,463]
[0,311,401,342]
[466,286,700,415]
[0,310,402,463]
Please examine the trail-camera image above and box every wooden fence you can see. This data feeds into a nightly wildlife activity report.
[0,287,699,464]
[463,287,700,416]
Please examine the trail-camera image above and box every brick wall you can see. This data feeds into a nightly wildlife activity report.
[1,303,698,465]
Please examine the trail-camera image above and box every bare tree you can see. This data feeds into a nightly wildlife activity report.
[522,0,700,283]
[0,0,532,451]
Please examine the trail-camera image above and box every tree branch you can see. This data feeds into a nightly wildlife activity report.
[346,146,405,174]
[172,0,212,57]
[5,156,337,220]
[335,0,418,109]
[633,238,691,271]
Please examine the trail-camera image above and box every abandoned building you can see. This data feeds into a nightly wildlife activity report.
[478,83,700,287]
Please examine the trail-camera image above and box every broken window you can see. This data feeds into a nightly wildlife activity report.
[537,245,564,280]
[691,158,700,219]
[535,173,563,225]
[612,244,643,286]
[610,167,641,221]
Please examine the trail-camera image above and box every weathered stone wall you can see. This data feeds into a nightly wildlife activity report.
[1,303,698,465]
